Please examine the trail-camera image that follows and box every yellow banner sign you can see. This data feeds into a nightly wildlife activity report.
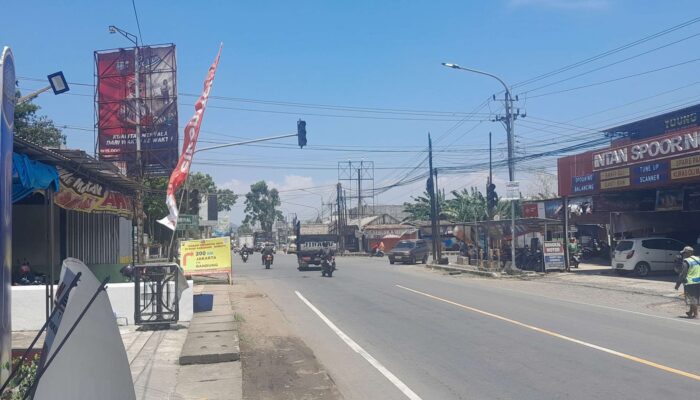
[180,237,231,275]
[671,154,700,169]
[600,167,629,180]
[600,177,630,190]
[671,165,700,180]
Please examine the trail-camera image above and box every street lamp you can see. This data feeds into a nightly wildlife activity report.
[16,71,70,104]
[442,62,518,271]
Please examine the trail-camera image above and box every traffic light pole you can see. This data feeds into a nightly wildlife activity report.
[194,132,299,154]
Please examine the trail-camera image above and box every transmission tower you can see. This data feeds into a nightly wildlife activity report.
[338,161,374,220]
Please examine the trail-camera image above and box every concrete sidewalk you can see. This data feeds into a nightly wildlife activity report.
[126,284,242,400]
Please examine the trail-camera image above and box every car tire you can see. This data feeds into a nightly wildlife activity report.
[389,259,395,265]
[410,256,416,265]
[634,262,650,277]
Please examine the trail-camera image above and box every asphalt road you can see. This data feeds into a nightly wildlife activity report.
[233,253,700,400]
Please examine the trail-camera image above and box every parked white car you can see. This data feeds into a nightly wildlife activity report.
[612,237,686,277]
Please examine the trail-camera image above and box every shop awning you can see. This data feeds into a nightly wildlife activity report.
[12,152,60,203]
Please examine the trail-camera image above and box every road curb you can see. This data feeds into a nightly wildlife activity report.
[426,263,500,278]
[179,288,241,365]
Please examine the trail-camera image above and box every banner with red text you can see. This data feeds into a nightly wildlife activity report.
[54,167,134,218]
[159,45,222,230]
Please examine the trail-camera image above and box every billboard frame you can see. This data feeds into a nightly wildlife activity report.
[94,43,178,177]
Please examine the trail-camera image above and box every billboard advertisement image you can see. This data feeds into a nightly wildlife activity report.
[96,44,178,176]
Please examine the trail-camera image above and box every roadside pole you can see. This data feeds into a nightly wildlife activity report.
[428,134,438,262]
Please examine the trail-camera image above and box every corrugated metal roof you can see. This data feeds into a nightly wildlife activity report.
[13,136,143,194]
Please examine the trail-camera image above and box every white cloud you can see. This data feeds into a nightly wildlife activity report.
[218,175,336,224]
[508,0,610,10]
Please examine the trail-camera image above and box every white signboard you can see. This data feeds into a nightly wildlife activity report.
[543,241,566,270]
[502,181,520,201]
[34,258,136,400]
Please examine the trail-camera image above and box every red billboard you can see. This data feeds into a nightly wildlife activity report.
[96,45,178,177]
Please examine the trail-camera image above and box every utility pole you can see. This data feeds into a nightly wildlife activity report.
[442,63,522,271]
[434,167,442,261]
[489,131,493,194]
[428,134,438,263]
[336,183,344,252]
[357,168,362,219]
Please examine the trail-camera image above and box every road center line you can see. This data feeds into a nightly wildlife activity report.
[395,284,700,383]
[295,290,423,400]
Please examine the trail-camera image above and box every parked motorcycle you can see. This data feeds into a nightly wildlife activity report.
[264,254,273,269]
[321,253,336,277]
[569,252,581,269]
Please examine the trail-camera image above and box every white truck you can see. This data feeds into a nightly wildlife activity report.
[239,234,254,249]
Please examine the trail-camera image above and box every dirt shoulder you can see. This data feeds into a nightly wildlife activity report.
[230,276,343,400]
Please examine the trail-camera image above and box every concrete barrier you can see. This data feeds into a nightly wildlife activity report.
[11,280,193,331]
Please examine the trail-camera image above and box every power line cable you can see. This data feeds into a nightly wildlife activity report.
[512,16,700,88]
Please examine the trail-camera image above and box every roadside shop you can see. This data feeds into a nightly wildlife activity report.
[557,104,700,251]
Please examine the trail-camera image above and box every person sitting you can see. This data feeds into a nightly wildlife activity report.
[15,262,36,285]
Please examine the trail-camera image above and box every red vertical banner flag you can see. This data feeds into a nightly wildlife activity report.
[159,45,222,230]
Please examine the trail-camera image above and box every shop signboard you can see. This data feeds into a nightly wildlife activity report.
[522,203,539,218]
[656,189,684,211]
[543,241,565,270]
[559,125,700,196]
[571,173,596,194]
[53,167,134,218]
[544,199,564,219]
[179,237,232,276]
[503,181,520,201]
[631,161,669,186]
[603,103,700,141]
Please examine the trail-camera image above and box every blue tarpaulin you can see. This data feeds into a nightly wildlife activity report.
[12,152,60,203]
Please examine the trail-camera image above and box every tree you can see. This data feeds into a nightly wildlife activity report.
[243,181,283,233]
[445,187,488,222]
[14,92,65,147]
[237,223,253,235]
[402,190,449,222]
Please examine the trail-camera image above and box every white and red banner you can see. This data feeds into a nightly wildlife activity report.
[159,45,222,230]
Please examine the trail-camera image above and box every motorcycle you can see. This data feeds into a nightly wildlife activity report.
[321,254,336,277]
[241,251,249,263]
[569,252,581,269]
[371,249,385,257]
[264,254,273,269]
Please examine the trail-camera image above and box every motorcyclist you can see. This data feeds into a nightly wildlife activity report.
[261,242,274,265]
[240,244,250,255]
[319,242,334,259]
[319,242,335,276]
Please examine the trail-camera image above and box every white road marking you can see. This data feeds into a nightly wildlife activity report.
[295,290,423,400]
[472,281,700,325]
[397,284,700,382]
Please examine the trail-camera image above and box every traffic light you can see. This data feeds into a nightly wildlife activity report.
[297,119,307,148]
[487,183,498,214]
[189,189,200,214]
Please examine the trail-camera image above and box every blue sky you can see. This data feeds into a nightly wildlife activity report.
[3,0,700,223]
